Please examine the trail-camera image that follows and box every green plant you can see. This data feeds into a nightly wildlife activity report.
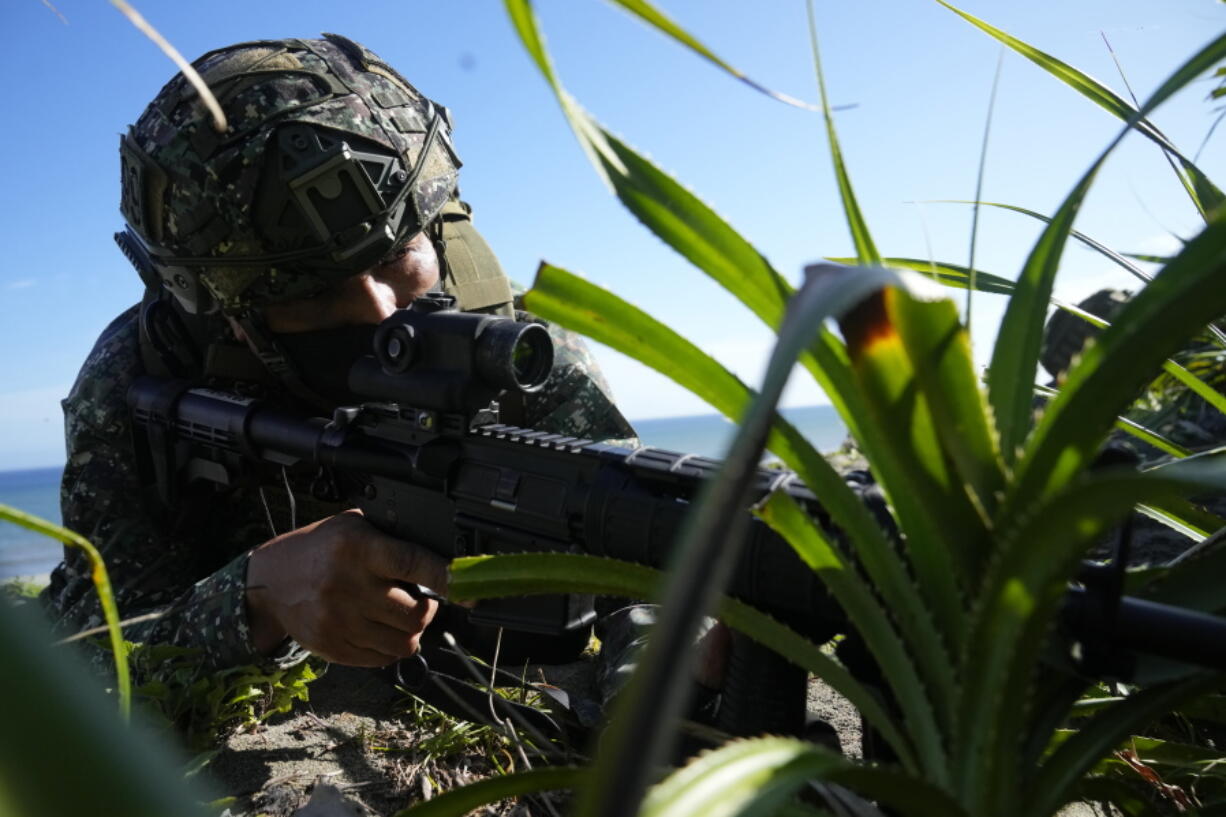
[125,642,320,751]
[398,2,1226,815]
[0,508,213,815]
[0,502,132,717]
[1,575,47,603]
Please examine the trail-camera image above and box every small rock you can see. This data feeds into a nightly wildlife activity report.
[292,784,363,817]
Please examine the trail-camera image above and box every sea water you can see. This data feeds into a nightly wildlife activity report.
[0,406,847,579]
[0,466,66,580]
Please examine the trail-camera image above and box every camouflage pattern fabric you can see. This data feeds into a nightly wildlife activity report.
[42,304,635,671]
[511,302,637,445]
[122,35,460,313]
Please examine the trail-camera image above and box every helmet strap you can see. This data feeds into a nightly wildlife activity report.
[429,216,451,287]
[138,286,205,379]
[235,311,335,411]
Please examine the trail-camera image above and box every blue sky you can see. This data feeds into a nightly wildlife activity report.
[1,0,1223,469]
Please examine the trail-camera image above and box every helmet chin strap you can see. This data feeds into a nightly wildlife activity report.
[234,311,336,412]
[429,216,451,288]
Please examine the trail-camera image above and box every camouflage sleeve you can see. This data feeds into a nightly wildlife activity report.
[41,307,303,671]
[510,299,639,444]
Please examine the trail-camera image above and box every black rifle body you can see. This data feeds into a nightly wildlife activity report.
[129,377,1226,741]
[128,378,844,651]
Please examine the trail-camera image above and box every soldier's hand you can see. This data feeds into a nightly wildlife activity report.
[245,509,449,666]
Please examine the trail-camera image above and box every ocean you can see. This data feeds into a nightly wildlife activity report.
[0,405,847,580]
[0,466,67,580]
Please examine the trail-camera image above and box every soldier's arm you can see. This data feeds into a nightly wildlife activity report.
[43,308,299,671]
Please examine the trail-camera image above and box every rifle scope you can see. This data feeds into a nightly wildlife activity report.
[350,293,554,413]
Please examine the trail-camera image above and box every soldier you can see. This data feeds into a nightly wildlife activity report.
[42,35,636,673]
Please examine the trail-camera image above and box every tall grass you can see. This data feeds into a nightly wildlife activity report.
[5,2,1225,815]
[406,2,1226,815]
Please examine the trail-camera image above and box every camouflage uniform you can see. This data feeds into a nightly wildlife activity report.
[44,34,637,672]
[42,297,636,671]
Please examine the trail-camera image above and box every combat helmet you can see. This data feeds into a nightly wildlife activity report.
[117,34,461,317]
[1040,288,1132,381]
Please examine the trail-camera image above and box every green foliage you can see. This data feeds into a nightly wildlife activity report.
[0,502,132,719]
[0,575,46,603]
[391,766,588,817]
[125,641,319,750]
[0,602,213,817]
[415,3,1226,816]
[932,0,1224,220]
[395,694,522,768]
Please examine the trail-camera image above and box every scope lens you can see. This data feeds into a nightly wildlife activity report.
[508,324,553,390]
[512,336,543,384]
[474,320,554,392]
[374,321,417,374]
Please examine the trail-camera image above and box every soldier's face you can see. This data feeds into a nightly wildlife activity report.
[262,232,440,334]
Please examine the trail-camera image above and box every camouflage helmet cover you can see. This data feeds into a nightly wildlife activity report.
[119,34,461,314]
[1040,288,1132,379]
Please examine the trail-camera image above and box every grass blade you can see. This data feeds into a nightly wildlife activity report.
[604,0,821,111]
[525,263,758,423]
[506,0,788,326]
[1039,382,1189,461]
[1135,496,1225,544]
[391,766,586,817]
[526,264,950,710]
[932,0,1224,219]
[640,737,846,817]
[448,551,913,767]
[959,457,1226,812]
[889,289,1006,526]
[936,199,1226,348]
[988,171,1103,465]
[505,0,868,441]
[829,256,1016,295]
[1160,358,1226,416]
[1114,417,1191,459]
[1074,777,1165,817]
[935,200,1155,288]
[1028,675,1223,817]
[987,32,1226,469]
[837,283,982,646]
[528,262,957,759]
[0,604,212,817]
[110,0,226,133]
[568,260,945,817]
[757,493,948,779]
[966,49,1005,324]
[805,0,880,266]
[0,504,130,720]
[1007,216,1226,516]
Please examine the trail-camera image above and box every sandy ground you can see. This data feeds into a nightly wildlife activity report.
[202,662,1137,817]
[204,662,866,817]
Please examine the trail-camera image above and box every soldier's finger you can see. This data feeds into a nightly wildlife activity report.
[353,618,426,661]
[364,534,450,596]
[367,585,439,634]
[320,638,401,668]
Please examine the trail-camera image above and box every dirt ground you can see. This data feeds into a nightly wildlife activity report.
[204,661,863,817]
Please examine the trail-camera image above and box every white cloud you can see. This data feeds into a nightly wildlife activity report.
[6,279,35,290]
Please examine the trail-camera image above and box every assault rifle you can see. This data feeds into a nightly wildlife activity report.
[129,296,1226,741]
[128,294,843,737]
